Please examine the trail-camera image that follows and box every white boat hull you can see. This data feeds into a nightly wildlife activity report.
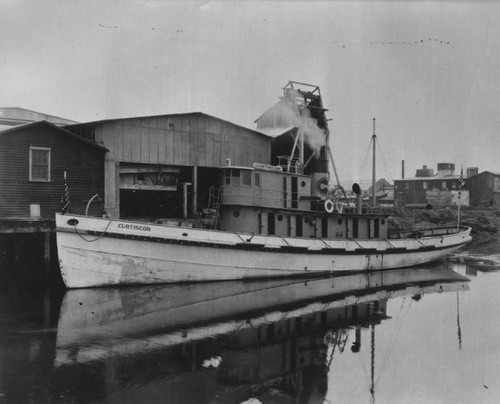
[55,213,472,288]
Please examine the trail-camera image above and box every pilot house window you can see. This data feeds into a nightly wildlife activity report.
[225,169,252,186]
[230,169,240,186]
[241,170,251,186]
[29,147,51,182]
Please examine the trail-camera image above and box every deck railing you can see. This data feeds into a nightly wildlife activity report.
[388,226,468,239]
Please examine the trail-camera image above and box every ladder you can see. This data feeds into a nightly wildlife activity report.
[203,186,221,229]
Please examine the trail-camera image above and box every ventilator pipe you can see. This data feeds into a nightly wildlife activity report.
[352,183,363,214]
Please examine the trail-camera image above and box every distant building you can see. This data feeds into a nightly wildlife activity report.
[466,167,479,178]
[394,163,468,208]
[0,121,106,219]
[466,171,500,207]
[0,107,77,128]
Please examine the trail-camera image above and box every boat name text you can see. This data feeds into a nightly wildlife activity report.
[118,223,152,232]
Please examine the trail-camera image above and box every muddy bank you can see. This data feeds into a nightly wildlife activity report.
[385,206,500,252]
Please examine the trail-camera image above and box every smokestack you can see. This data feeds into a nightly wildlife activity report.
[402,160,405,179]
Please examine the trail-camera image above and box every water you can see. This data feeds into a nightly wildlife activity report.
[1,250,500,404]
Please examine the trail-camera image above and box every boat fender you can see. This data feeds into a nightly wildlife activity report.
[324,199,334,213]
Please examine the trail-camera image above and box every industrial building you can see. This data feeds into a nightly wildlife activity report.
[65,113,272,220]
[394,163,469,208]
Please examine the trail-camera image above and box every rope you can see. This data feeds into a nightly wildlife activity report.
[73,218,114,242]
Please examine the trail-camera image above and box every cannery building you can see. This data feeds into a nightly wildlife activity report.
[65,113,272,219]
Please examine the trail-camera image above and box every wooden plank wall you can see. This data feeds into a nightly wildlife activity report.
[468,172,500,207]
[95,114,271,168]
[0,125,105,218]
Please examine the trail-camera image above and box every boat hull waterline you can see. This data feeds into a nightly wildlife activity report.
[55,213,472,288]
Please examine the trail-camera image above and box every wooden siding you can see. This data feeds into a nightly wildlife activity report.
[467,172,500,207]
[93,113,271,168]
[0,124,105,218]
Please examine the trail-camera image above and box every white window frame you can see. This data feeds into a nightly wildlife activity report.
[29,146,51,182]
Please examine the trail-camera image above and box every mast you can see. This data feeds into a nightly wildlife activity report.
[372,118,377,208]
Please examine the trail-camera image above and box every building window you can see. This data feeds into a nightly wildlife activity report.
[442,181,447,190]
[29,147,51,182]
[405,182,410,190]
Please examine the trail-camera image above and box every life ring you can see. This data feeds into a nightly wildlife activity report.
[324,199,334,213]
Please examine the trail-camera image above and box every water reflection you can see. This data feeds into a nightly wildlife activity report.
[46,268,468,403]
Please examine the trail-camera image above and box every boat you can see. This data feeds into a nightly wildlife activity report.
[55,82,472,288]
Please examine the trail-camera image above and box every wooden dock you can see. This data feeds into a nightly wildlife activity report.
[0,218,57,287]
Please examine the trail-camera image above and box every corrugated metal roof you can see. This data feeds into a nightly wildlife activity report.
[65,111,272,140]
[0,107,78,125]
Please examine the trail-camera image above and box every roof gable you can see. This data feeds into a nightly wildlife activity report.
[0,120,108,152]
[66,112,271,140]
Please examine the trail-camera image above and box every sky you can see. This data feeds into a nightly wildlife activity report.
[2,0,500,185]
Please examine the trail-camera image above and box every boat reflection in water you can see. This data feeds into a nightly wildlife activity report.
[54,268,469,403]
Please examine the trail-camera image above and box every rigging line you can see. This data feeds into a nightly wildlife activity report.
[375,137,395,181]
[374,296,414,386]
[357,331,374,391]
[357,136,374,183]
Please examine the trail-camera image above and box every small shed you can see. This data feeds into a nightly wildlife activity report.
[466,171,500,207]
[0,121,107,219]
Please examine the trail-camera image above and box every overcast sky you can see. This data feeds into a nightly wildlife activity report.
[2,0,499,184]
